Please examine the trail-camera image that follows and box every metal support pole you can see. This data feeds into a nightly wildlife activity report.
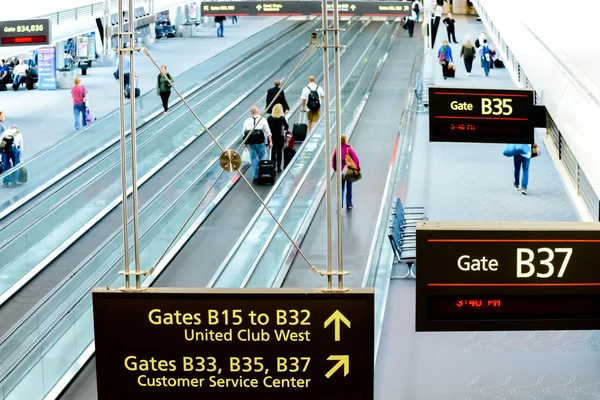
[103,0,110,57]
[117,0,131,289]
[321,0,333,290]
[127,0,142,289]
[332,0,344,290]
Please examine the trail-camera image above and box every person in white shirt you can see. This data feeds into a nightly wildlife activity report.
[300,76,325,133]
[242,106,272,182]
[12,59,29,91]
[412,0,423,22]
[1,126,24,187]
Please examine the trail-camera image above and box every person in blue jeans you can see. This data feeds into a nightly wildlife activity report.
[215,16,226,37]
[332,135,361,209]
[480,39,492,77]
[513,144,531,195]
[1,128,23,188]
[242,107,272,181]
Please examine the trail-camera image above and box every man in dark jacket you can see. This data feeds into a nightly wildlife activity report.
[265,80,290,115]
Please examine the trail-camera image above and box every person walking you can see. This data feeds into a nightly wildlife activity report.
[332,135,361,210]
[242,106,273,182]
[405,9,416,37]
[266,80,290,115]
[232,16,238,24]
[443,13,458,43]
[0,60,9,91]
[1,127,23,188]
[479,39,493,77]
[437,40,454,80]
[71,77,88,130]
[513,144,531,195]
[267,104,289,173]
[412,0,422,22]
[301,76,325,133]
[0,112,6,134]
[460,36,476,75]
[157,65,174,116]
[215,16,226,37]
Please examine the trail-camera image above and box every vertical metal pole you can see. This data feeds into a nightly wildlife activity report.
[128,0,142,289]
[103,0,110,57]
[321,0,333,290]
[333,0,344,290]
[117,0,131,289]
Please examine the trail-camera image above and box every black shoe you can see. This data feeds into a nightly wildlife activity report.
[277,168,282,173]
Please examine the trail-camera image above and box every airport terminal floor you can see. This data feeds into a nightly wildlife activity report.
[0,2,599,399]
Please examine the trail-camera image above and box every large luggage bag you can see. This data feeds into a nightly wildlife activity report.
[292,113,307,142]
[446,64,456,78]
[257,160,276,185]
[283,147,296,169]
[124,75,140,99]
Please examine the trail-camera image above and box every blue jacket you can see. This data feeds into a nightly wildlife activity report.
[438,46,453,62]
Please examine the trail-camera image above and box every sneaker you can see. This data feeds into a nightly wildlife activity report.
[514,184,519,190]
[347,205,354,210]
[521,189,528,195]
[466,72,471,76]
[277,168,282,173]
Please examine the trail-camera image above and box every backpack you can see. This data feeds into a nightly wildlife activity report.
[243,117,266,145]
[413,2,420,12]
[0,130,19,154]
[306,86,321,112]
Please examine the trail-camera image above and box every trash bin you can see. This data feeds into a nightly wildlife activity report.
[57,67,78,89]
[180,24,193,38]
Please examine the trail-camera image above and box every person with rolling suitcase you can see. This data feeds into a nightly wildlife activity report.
[242,106,273,184]
[267,104,289,173]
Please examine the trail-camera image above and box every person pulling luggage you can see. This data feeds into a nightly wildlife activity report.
[0,126,24,188]
[242,106,272,183]
[267,104,289,173]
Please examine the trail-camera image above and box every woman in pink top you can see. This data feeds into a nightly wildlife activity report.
[71,77,88,130]
[332,135,361,209]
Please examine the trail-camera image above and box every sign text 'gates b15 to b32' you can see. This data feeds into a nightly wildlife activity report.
[92,288,374,400]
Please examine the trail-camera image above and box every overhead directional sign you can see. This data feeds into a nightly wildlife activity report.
[428,86,535,144]
[416,221,600,332]
[200,1,412,16]
[0,19,51,46]
[93,288,374,399]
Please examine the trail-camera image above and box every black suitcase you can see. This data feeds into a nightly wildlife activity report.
[292,113,307,142]
[125,86,140,99]
[283,147,296,169]
[257,160,275,185]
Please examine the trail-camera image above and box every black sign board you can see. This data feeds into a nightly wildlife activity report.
[93,288,374,400]
[428,87,535,144]
[0,19,51,46]
[416,221,600,332]
[200,1,412,16]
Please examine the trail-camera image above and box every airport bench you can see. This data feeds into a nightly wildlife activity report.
[388,197,426,279]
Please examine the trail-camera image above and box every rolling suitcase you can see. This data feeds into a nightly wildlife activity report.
[283,147,296,169]
[257,160,275,185]
[124,75,140,99]
[292,113,308,142]
[446,64,456,78]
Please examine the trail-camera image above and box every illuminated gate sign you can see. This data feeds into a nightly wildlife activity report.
[428,87,535,144]
[200,1,412,16]
[0,19,51,46]
[416,221,600,332]
[93,288,374,400]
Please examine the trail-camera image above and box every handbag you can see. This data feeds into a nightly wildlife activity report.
[531,143,540,158]
[241,148,251,165]
[342,148,362,182]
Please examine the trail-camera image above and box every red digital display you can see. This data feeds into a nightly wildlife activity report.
[428,295,600,321]
[1,35,47,45]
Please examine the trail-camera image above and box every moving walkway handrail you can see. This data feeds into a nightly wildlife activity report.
[0,22,320,371]
[0,20,310,234]
[210,20,393,288]
[0,19,364,399]
[0,18,299,221]
[0,21,318,309]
